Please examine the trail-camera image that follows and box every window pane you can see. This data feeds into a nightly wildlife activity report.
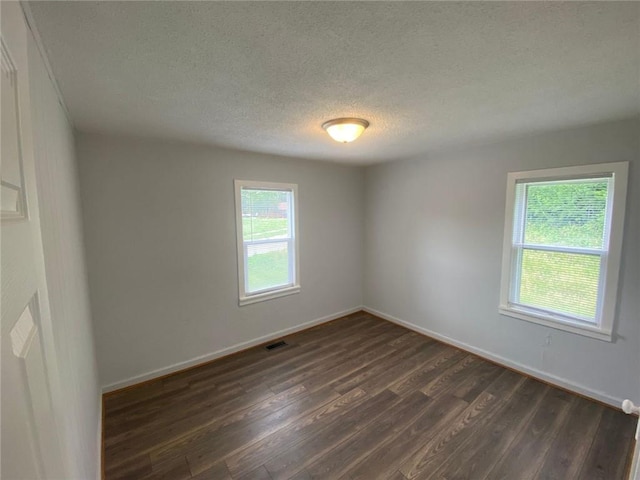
[241,189,291,241]
[523,180,609,248]
[518,249,601,321]
[246,241,291,292]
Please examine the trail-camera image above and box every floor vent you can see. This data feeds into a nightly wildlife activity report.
[265,340,288,351]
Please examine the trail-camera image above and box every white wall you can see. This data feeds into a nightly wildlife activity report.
[76,120,638,407]
[363,118,640,406]
[27,22,101,480]
[76,133,364,389]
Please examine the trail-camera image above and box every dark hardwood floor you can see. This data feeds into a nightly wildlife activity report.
[103,312,636,480]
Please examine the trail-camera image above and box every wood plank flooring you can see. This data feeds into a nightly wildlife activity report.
[103,312,636,480]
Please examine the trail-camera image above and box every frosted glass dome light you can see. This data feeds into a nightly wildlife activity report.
[322,118,369,143]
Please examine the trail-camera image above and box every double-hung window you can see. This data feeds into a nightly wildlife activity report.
[235,180,300,306]
[499,162,628,340]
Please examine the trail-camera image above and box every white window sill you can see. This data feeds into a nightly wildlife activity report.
[498,305,612,342]
[239,285,300,306]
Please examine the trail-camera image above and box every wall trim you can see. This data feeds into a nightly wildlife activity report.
[363,306,623,408]
[102,306,363,393]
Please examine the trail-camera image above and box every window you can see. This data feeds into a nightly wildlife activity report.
[235,180,300,305]
[499,162,628,340]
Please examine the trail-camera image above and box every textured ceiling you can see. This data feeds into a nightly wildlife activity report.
[29,1,639,164]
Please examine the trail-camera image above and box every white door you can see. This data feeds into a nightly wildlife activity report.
[1,2,67,478]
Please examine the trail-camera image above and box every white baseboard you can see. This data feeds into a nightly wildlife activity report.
[102,306,363,393]
[363,306,622,408]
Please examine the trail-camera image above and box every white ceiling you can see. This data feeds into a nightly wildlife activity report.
[29,1,639,165]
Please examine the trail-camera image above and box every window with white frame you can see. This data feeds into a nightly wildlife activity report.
[234,180,300,306]
[499,162,628,341]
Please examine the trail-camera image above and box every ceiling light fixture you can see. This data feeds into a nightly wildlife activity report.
[322,118,369,143]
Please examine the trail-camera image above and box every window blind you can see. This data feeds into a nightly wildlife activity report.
[510,177,612,323]
[240,187,295,295]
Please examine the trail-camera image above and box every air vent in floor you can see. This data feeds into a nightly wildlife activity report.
[265,340,288,351]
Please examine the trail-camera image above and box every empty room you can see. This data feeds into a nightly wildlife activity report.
[1,1,639,479]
